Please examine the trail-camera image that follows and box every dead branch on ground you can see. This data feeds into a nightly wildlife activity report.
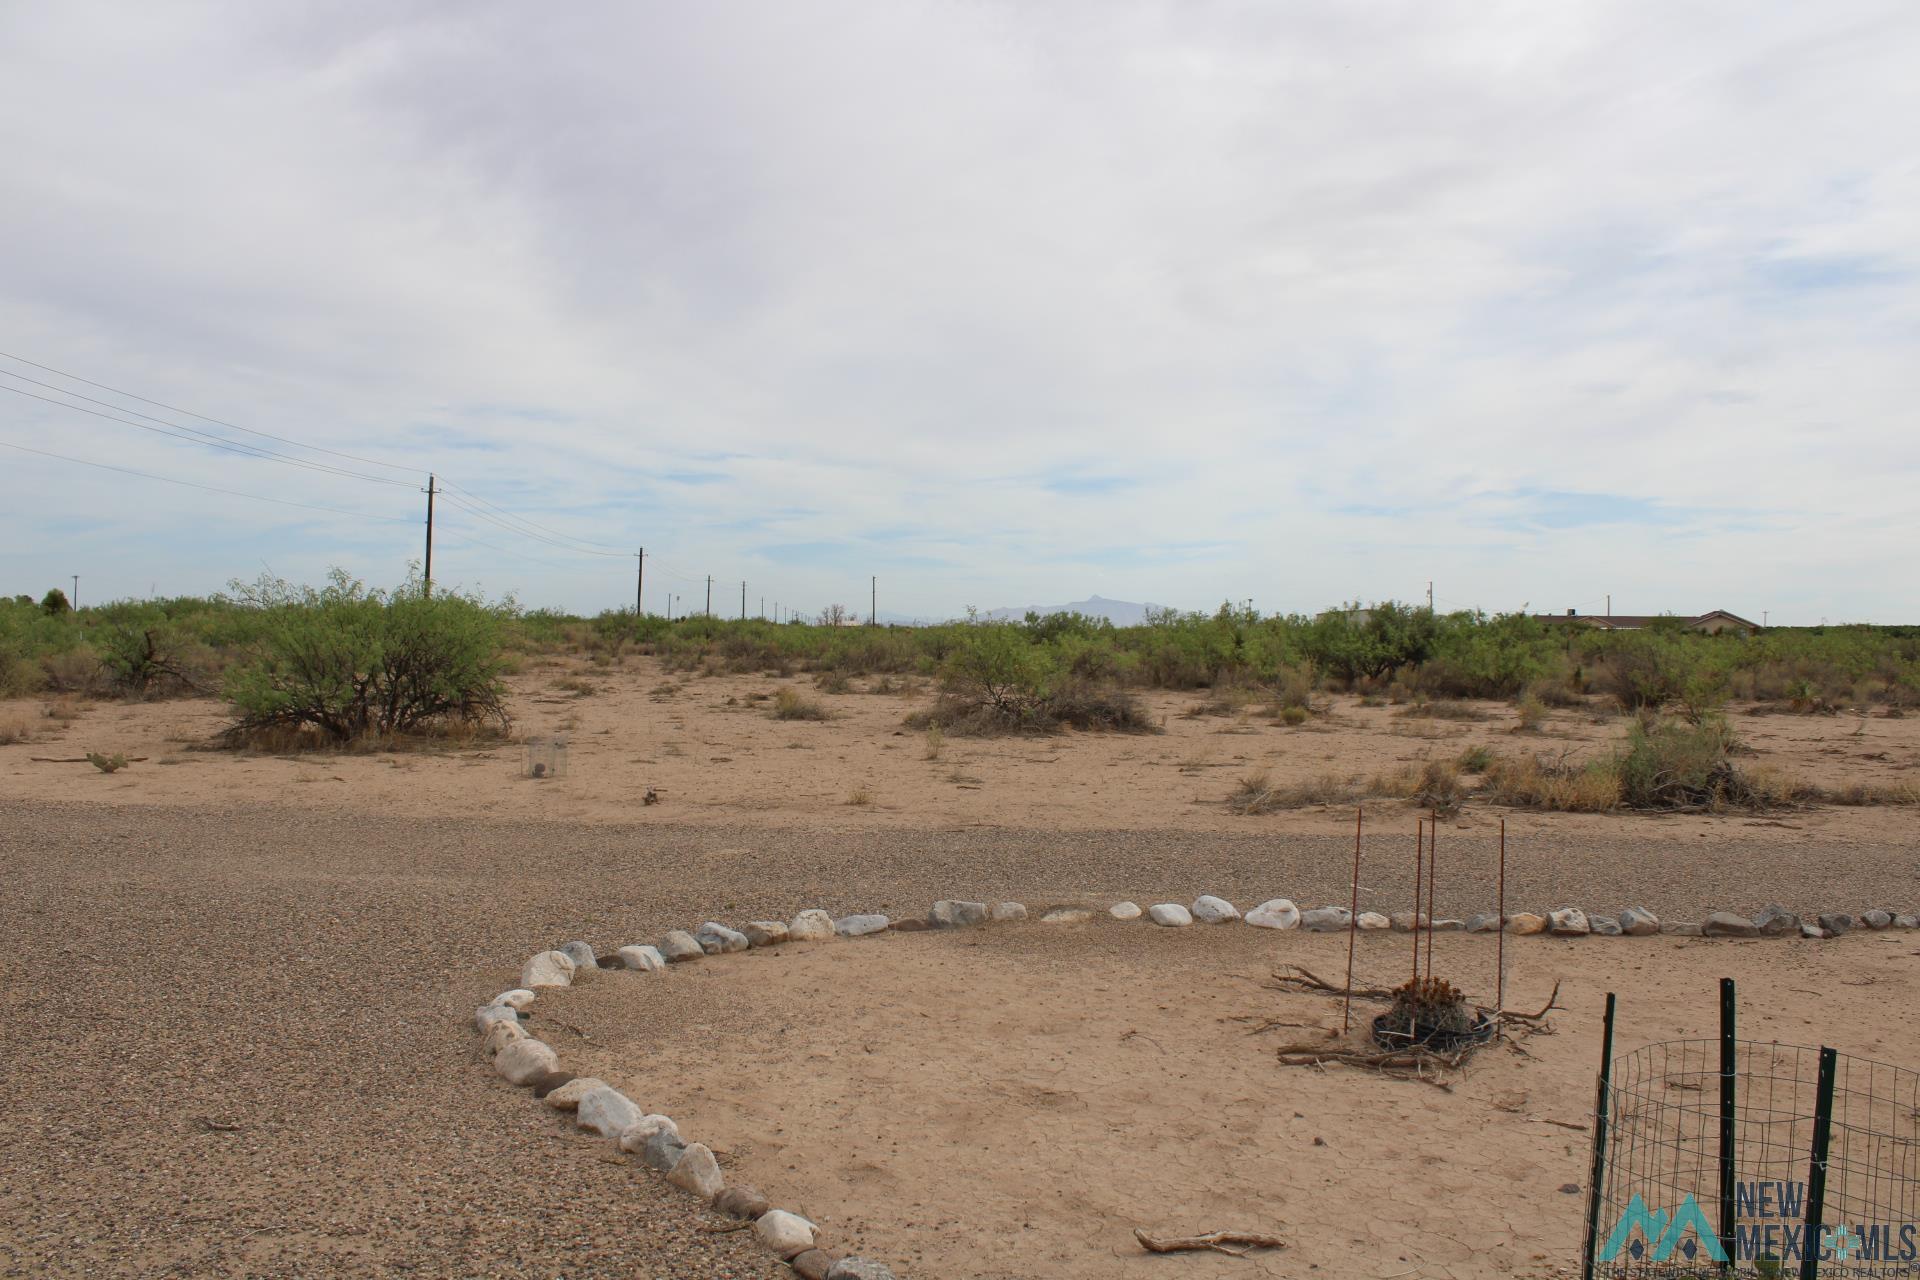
[1133,1228,1286,1257]
[1266,965,1394,1001]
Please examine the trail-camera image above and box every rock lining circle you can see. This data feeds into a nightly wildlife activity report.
[470,897,1915,1277]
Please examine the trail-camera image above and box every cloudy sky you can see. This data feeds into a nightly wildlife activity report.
[3,2,1916,623]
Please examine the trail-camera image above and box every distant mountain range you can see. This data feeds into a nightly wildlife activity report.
[980,594,1166,626]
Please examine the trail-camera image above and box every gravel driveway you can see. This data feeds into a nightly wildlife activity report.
[3,798,1913,1276]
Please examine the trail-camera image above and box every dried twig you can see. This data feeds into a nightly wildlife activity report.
[1133,1228,1285,1257]
[1496,980,1562,1023]
[194,1117,242,1133]
[1267,965,1393,1001]
[1272,1041,1466,1089]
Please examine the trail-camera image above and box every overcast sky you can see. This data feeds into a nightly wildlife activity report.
[3,2,1916,623]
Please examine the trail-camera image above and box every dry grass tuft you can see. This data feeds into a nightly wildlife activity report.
[1483,753,1622,812]
[923,725,944,761]
[845,786,874,807]
[43,695,83,722]
[1396,699,1489,722]
[0,715,32,745]
[772,688,832,721]
[1226,770,1359,814]
[1511,696,1548,732]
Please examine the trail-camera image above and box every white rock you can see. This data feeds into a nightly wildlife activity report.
[755,1210,818,1259]
[743,921,790,947]
[1619,906,1660,936]
[1548,907,1591,936]
[1191,895,1240,923]
[1299,906,1352,932]
[480,1019,527,1057]
[577,1087,644,1138]
[990,901,1028,922]
[1108,901,1143,921]
[834,913,890,937]
[930,900,989,928]
[1148,903,1193,927]
[475,1003,522,1033]
[493,989,537,1010]
[617,945,666,972]
[1040,907,1094,924]
[617,1115,681,1151]
[658,930,705,963]
[542,1077,609,1111]
[493,1038,559,1085]
[788,909,836,941]
[520,950,575,989]
[667,1142,725,1199]
[695,922,749,954]
[560,941,597,972]
[1244,899,1300,930]
[1356,911,1391,931]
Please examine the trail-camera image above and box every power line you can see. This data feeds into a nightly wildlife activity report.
[433,479,632,555]
[0,439,416,523]
[0,348,422,475]
[434,492,629,558]
[0,381,418,488]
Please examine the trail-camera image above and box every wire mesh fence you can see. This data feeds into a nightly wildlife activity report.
[1585,982,1920,1278]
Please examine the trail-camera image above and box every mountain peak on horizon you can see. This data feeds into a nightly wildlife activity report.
[981,595,1166,625]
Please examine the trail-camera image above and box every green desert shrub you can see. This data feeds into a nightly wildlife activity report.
[220,571,511,745]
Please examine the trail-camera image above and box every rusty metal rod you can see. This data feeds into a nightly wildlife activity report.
[1343,805,1362,1034]
[1496,817,1508,1013]
[1411,817,1424,986]
[1425,808,1438,975]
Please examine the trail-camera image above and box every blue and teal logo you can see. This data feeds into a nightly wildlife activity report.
[1602,1185,1918,1267]
[1602,1193,1726,1264]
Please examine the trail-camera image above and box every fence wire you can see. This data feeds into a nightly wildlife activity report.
[1593,1039,1920,1277]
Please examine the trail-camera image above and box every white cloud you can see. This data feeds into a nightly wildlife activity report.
[2,0,1916,621]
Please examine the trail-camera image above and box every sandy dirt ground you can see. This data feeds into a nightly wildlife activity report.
[551,923,1919,1280]
[2,662,1916,1277]
[2,656,1917,849]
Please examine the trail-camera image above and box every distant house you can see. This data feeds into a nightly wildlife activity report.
[1534,609,1760,636]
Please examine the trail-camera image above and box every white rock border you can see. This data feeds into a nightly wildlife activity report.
[470,896,1910,1276]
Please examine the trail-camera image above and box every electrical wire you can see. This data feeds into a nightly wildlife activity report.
[433,479,633,554]
[1,381,420,488]
[2,349,684,579]
[0,439,417,523]
[0,348,423,475]
[434,492,630,558]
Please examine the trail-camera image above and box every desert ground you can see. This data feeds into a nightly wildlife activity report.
[3,659,1917,1277]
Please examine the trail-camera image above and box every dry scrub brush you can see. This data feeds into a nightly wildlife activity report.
[771,688,832,721]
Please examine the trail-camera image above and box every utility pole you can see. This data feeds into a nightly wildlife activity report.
[871,576,877,626]
[740,580,746,620]
[71,575,79,610]
[705,575,712,618]
[635,548,644,616]
[760,596,764,619]
[423,473,436,598]
[1606,593,1611,622]
[1426,581,1433,612]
